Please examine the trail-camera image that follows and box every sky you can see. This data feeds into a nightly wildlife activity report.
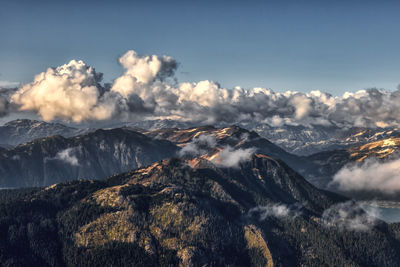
[1,0,399,96]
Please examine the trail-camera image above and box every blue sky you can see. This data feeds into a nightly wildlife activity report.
[1,0,399,95]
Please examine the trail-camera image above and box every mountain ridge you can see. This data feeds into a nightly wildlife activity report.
[1,153,399,266]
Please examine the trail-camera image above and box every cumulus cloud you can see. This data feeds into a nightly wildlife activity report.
[248,202,302,220]
[11,60,117,122]
[8,49,400,128]
[331,158,400,194]
[178,135,216,157]
[212,146,256,168]
[322,201,379,231]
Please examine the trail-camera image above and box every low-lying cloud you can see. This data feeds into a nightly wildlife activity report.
[5,49,400,128]
[248,202,302,220]
[45,148,79,166]
[55,148,79,166]
[331,158,400,194]
[322,201,379,231]
[212,146,256,168]
[178,134,255,168]
[178,135,217,157]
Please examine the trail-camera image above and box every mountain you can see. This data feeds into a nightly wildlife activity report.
[1,154,400,266]
[125,119,197,130]
[306,137,400,194]
[139,125,316,177]
[244,123,400,156]
[0,124,323,189]
[0,128,178,187]
[0,119,89,147]
[127,119,400,155]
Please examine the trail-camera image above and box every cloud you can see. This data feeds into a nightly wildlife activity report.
[322,201,379,231]
[55,148,79,166]
[54,148,79,166]
[178,135,217,157]
[212,146,256,168]
[331,158,400,194]
[8,49,400,128]
[178,134,255,168]
[11,60,117,122]
[248,202,302,220]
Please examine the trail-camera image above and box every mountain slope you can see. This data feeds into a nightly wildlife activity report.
[140,125,317,178]
[0,154,399,266]
[0,128,179,187]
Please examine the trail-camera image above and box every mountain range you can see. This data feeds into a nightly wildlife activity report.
[1,118,400,266]
[125,119,400,156]
[1,119,400,200]
[2,153,400,266]
[0,128,178,187]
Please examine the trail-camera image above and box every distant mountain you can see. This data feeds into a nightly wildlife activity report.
[5,118,398,157]
[0,144,13,149]
[0,123,324,189]
[246,123,399,155]
[0,119,89,147]
[139,125,317,178]
[126,119,400,155]
[306,137,400,195]
[1,154,400,266]
[125,119,196,130]
[0,128,178,187]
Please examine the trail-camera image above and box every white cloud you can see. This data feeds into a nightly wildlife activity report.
[11,60,117,122]
[248,203,302,220]
[54,148,79,166]
[331,158,400,194]
[178,135,217,157]
[322,201,379,231]
[212,146,256,168]
[7,49,400,128]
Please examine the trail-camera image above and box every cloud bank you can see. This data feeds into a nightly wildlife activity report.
[6,49,400,128]
[322,201,379,231]
[331,158,400,194]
